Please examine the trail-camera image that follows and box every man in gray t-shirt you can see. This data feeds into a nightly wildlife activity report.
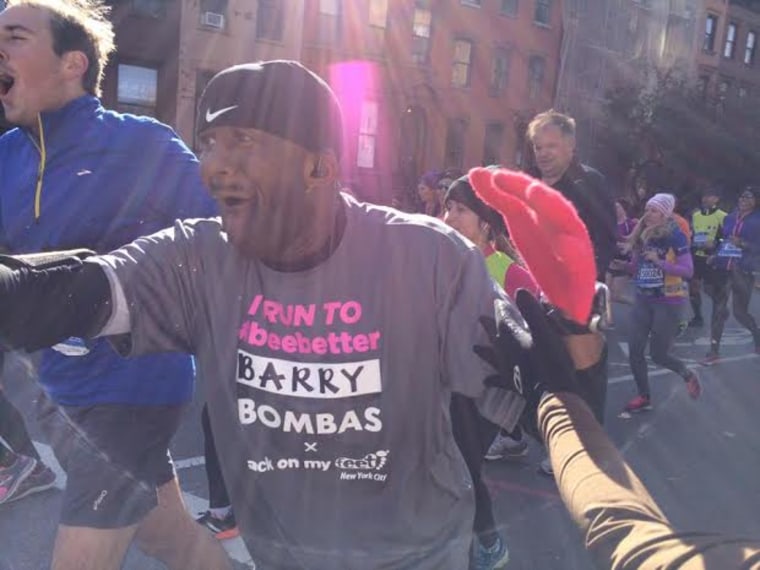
[0,61,527,569]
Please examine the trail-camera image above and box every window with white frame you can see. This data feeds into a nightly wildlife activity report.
[451,40,473,87]
[411,7,432,63]
[483,122,504,166]
[501,0,518,16]
[724,22,737,58]
[745,31,756,65]
[117,64,158,115]
[369,0,388,28]
[256,0,283,41]
[357,101,378,169]
[317,0,341,43]
[444,118,467,170]
[704,14,718,52]
[534,0,551,25]
[461,0,482,6]
[320,0,340,15]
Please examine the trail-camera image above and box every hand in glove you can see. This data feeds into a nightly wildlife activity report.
[468,167,596,325]
[0,249,99,351]
[475,290,580,440]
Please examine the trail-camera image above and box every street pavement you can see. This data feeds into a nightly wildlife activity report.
[2,294,760,569]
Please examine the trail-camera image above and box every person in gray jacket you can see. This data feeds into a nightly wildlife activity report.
[0,60,529,569]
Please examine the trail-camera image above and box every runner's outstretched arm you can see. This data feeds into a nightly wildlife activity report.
[0,251,112,352]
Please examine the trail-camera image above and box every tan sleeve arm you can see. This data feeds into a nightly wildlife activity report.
[539,392,760,570]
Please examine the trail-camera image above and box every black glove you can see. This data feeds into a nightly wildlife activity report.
[475,290,579,441]
[0,249,102,351]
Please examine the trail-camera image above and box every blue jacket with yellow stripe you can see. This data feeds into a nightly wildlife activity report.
[0,95,216,406]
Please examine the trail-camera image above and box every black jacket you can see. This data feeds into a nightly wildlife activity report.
[529,161,617,280]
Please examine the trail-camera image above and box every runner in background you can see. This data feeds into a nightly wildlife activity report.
[689,187,726,328]
[611,193,701,414]
[444,172,539,569]
[605,199,637,325]
[701,185,760,365]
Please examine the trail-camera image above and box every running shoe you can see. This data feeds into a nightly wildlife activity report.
[473,535,510,570]
[684,371,701,399]
[623,395,652,413]
[196,509,240,540]
[699,351,720,366]
[0,454,37,505]
[484,433,528,461]
[11,463,57,502]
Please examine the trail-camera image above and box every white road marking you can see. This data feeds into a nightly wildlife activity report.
[608,351,758,385]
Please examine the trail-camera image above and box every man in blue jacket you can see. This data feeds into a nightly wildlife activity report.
[0,1,229,569]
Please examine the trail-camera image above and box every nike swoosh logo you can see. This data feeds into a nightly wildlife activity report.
[205,105,238,123]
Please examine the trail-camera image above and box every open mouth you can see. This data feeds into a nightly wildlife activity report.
[0,72,14,97]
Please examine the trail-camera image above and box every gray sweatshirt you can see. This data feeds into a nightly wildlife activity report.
[94,196,524,569]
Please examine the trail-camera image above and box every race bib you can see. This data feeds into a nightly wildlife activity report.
[635,260,664,289]
[693,232,710,247]
[717,241,743,259]
[51,337,91,356]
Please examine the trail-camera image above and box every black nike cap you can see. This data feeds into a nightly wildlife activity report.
[197,60,343,158]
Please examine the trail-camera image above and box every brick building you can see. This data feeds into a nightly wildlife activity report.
[696,0,760,102]
[96,0,562,205]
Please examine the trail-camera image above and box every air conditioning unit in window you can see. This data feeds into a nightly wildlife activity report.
[201,11,225,29]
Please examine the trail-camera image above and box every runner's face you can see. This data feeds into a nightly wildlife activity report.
[644,206,666,227]
[417,183,435,203]
[532,125,574,180]
[198,126,312,259]
[702,194,719,209]
[0,5,69,127]
[738,191,756,214]
[444,200,486,248]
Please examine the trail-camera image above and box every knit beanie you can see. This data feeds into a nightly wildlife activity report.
[197,60,343,157]
[646,193,675,217]
[444,174,506,233]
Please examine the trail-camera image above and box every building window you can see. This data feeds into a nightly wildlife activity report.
[131,0,166,19]
[256,0,283,41]
[534,0,551,25]
[744,31,756,65]
[357,101,379,169]
[199,0,227,29]
[411,6,432,64]
[320,0,340,15]
[369,0,388,28]
[444,118,467,170]
[451,40,473,88]
[461,0,481,6]
[490,48,510,95]
[483,122,504,166]
[718,79,730,98]
[527,55,546,99]
[724,23,737,58]
[704,14,718,52]
[501,0,518,16]
[117,64,157,116]
[738,86,749,99]
[318,0,341,43]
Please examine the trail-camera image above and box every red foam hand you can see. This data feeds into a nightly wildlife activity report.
[468,167,596,324]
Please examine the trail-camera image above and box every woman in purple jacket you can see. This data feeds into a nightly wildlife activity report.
[611,193,701,414]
